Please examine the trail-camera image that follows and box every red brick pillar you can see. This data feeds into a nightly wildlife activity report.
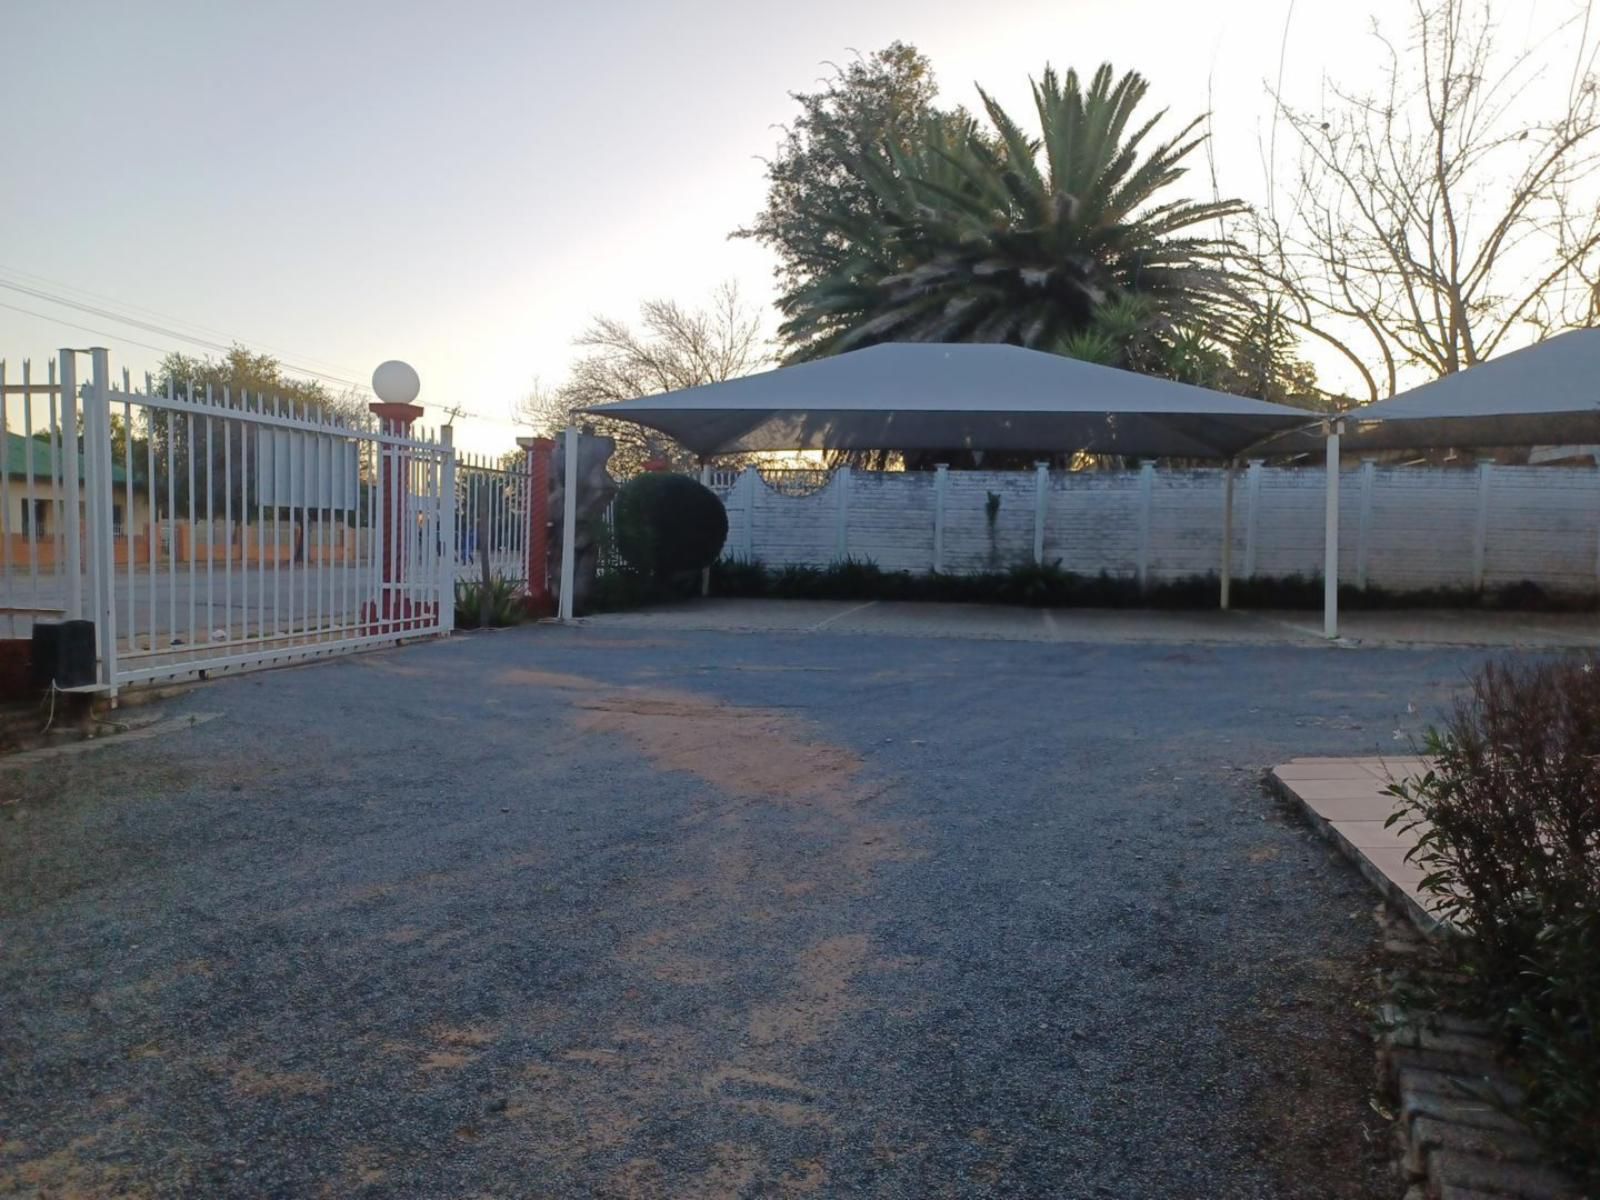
[369,401,424,629]
[517,436,554,616]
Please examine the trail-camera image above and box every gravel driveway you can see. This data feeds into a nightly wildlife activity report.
[0,624,1498,1197]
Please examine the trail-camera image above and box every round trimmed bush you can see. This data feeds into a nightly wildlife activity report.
[612,472,728,578]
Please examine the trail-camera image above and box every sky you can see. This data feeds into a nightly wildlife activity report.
[2,0,1594,454]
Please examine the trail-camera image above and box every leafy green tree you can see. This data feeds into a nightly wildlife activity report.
[779,64,1247,363]
[1222,302,1328,411]
[735,42,945,304]
[1055,295,1327,410]
[156,346,365,423]
[146,346,367,525]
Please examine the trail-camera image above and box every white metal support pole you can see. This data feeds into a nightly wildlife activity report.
[439,424,456,633]
[1324,419,1344,639]
[58,349,83,620]
[88,348,117,688]
[834,465,851,561]
[1032,461,1049,565]
[1136,460,1155,593]
[1220,458,1236,610]
[699,460,712,596]
[558,425,578,621]
[933,464,948,572]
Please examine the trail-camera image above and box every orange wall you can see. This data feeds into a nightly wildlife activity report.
[2,524,363,570]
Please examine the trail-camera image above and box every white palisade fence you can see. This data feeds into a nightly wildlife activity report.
[0,357,68,639]
[710,461,1600,596]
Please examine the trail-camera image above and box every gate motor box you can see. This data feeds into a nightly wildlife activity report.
[30,619,96,691]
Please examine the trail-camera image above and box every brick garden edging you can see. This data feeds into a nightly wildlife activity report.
[1270,769,1586,1200]
[1376,913,1582,1200]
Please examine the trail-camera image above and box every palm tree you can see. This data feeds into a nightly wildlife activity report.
[778,64,1247,365]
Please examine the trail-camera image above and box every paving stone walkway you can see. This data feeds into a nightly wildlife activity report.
[1269,756,1447,933]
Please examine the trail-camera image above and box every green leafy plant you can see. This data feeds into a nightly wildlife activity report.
[612,473,728,578]
[454,575,526,629]
[778,64,1245,361]
[582,568,701,615]
[1386,657,1600,1181]
[705,559,1593,613]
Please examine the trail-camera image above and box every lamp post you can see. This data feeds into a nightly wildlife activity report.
[369,361,424,630]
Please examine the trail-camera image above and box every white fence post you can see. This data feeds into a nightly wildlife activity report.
[1032,461,1049,565]
[86,348,117,689]
[834,465,851,561]
[58,349,83,620]
[1136,461,1154,592]
[1595,463,1600,592]
[933,464,948,572]
[699,461,712,596]
[439,424,456,633]
[1220,459,1235,610]
[1356,459,1376,590]
[1243,460,1263,579]
[559,426,577,621]
[740,465,757,560]
[1473,459,1493,591]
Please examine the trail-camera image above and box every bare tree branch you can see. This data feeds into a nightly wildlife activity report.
[518,282,770,476]
[1240,0,1600,398]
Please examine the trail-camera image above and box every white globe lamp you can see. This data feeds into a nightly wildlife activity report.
[371,360,421,405]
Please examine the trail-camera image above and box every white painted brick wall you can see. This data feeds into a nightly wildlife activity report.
[713,464,1600,595]
[1043,471,1141,576]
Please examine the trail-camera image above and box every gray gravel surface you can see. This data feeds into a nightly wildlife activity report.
[0,625,1503,1197]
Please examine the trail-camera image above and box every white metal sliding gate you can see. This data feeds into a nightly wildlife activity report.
[67,349,453,691]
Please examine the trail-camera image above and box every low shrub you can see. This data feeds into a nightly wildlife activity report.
[613,473,728,578]
[454,575,527,628]
[583,568,700,614]
[1387,656,1600,1181]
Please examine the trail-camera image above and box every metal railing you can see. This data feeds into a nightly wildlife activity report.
[1,357,70,639]
[453,452,531,589]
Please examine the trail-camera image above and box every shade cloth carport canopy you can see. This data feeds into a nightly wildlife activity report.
[1333,328,1600,451]
[580,342,1314,459]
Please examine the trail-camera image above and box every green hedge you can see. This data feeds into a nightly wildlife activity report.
[706,558,1595,612]
[580,557,1596,616]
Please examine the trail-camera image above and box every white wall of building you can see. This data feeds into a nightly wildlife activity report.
[713,463,1600,594]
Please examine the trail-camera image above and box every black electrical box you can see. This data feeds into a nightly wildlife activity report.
[31,620,96,690]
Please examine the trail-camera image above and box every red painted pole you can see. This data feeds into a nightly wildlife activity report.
[517,435,554,616]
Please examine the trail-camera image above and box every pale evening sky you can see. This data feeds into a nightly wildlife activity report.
[2,1,1593,453]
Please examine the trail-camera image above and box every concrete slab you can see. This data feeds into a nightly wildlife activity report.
[1269,756,1451,934]
[584,598,1600,649]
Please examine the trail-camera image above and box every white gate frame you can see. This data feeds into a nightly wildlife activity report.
[72,348,454,694]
